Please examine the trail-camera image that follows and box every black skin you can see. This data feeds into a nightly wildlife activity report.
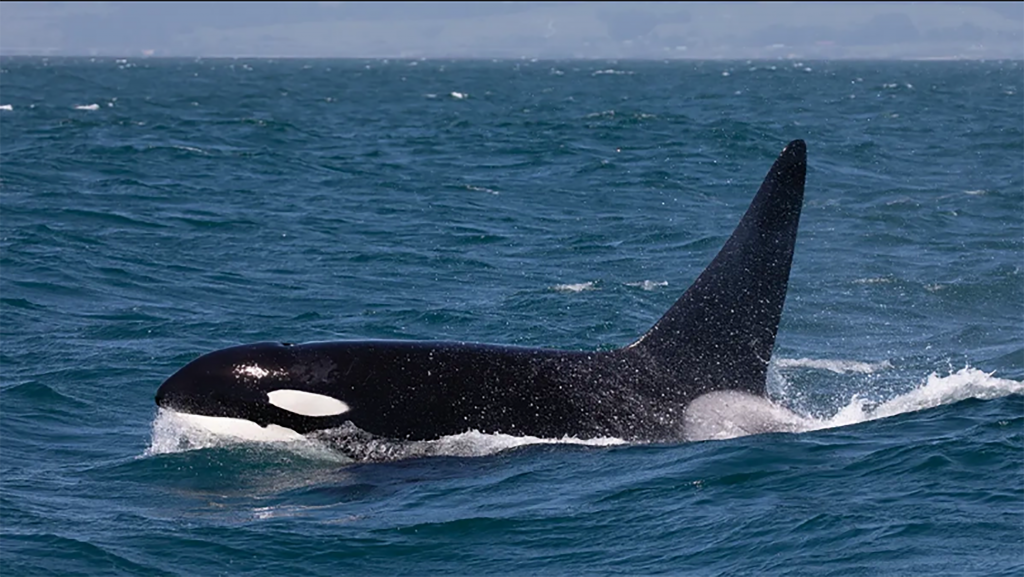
[156,140,807,442]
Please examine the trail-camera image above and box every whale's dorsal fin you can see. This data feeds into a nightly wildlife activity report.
[626,140,807,399]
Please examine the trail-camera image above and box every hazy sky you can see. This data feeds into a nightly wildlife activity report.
[2,1,1022,59]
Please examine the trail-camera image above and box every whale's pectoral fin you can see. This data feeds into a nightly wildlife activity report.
[626,140,807,399]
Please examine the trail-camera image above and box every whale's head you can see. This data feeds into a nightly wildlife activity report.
[155,342,352,435]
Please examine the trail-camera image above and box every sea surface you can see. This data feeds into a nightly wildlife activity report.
[1,57,1022,576]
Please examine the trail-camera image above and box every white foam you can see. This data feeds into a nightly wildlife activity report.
[552,281,597,293]
[0,104,12,111]
[626,280,668,291]
[250,504,361,522]
[853,277,895,284]
[688,366,1022,441]
[465,184,499,195]
[811,367,1023,429]
[74,103,100,111]
[145,408,623,461]
[775,357,893,374]
[150,410,359,466]
[309,425,627,462]
[764,366,1022,435]
[145,411,305,454]
[450,91,467,99]
[424,430,626,457]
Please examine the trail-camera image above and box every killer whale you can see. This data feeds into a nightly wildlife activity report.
[156,140,807,443]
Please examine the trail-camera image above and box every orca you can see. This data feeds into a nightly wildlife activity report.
[156,140,807,444]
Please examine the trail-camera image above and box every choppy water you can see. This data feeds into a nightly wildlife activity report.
[1,57,1022,576]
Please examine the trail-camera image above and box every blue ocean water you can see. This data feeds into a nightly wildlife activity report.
[1,57,1022,576]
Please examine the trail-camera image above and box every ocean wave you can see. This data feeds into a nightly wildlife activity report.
[818,366,1023,428]
[689,366,1022,441]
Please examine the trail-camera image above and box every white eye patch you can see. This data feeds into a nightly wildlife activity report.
[266,389,350,417]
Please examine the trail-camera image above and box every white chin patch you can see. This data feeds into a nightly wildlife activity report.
[267,389,350,417]
[175,412,304,442]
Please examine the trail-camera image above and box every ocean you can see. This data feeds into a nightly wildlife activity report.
[1,57,1022,576]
